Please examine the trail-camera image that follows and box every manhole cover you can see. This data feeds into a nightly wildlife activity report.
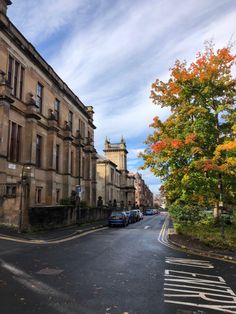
[37,268,63,275]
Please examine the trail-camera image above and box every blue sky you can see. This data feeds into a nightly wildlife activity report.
[8,0,236,193]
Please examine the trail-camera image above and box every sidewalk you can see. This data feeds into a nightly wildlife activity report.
[0,220,108,243]
[165,214,236,263]
[168,230,236,263]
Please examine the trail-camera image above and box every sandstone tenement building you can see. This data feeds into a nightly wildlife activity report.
[133,172,153,208]
[0,0,97,227]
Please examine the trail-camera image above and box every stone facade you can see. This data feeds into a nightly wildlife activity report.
[0,0,97,228]
[97,138,135,208]
[133,172,153,208]
[96,155,121,206]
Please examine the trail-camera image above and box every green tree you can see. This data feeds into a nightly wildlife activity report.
[141,43,236,212]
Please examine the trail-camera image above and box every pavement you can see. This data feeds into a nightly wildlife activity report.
[0,220,108,243]
[168,231,236,263]
[0,216,235,263]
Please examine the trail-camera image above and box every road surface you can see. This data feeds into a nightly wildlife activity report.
[0,212,236,314]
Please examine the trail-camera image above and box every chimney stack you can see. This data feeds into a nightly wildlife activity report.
[0,0,12,15]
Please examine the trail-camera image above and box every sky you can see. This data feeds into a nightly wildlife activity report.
[8,0,236,194]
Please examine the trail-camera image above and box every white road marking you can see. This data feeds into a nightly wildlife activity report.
[1,258,78,313]
[165,270,221,279]
[164,260,236,313]
[165,283,232,294]
[37,268,63,275]
[164,289,236,302]
[166,257,214,268]
[165,300,236,313]
[144,226,150,229]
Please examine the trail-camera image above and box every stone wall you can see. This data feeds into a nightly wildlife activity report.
[78,207,112,224]
[29,205,76,230]
[28,205,111,231]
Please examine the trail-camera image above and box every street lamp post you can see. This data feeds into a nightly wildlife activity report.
[218,173,224,239]
[18,165,31,233]
[76,130,81,223]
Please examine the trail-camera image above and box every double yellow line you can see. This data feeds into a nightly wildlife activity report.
[158,214,169,243]
[0,227,108,245]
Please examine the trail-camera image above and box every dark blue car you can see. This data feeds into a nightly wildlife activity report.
[125,211,136,223]
[108,211,129,227]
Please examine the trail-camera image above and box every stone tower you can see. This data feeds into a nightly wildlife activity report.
[104,136,128,172]
[101,136,135,208]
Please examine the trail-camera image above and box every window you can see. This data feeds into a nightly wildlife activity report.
[79,119,85,138]
[13,61,19,97]
[71,151,74,176]
[36,135,42,168]
[111,168,114,184]
[8,121,22,162]
[82,157,85,178]
[56,144,60,172]
[36,83,43,113]
[7,56,13,87]
[92,161,96,181]
[35,187,42,204]
[86,157,90,180]
[7,55,25,100]
[56,189,60,203]
[87,130,93,145]
[19,67,25,100]
[68,111,73,131]
[6,184,17,198]
[54,99,60,122]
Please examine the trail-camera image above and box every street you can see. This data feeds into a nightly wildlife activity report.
[0,213,236,314]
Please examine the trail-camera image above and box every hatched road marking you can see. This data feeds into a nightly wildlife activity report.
[164,266,236,313]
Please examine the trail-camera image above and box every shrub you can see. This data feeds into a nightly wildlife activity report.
[169,204,205,224]
[200,212,216,226]
[59,197,72,205]
[79,201,87,209]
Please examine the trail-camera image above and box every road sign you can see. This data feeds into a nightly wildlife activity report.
[76,185,81,193]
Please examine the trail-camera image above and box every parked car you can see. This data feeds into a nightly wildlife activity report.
[125,211,136,224]
[108,211,129,227]
[130,209,140,222]
[139,210,144,220]
[144,209,155,215]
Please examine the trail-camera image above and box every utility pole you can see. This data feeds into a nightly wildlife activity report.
[218,173,224,239]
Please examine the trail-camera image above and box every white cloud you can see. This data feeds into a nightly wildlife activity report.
[8,0,87,43]
[128,148,145,160]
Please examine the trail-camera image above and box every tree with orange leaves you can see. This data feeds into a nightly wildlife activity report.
[141,43,236,212]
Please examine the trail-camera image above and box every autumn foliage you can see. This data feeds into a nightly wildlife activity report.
[141,43,236,209]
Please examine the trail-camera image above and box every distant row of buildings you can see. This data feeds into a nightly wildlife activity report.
[0,0,153,228]
[97,138,153,209]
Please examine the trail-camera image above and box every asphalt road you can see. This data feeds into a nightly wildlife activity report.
[0,213,236,314]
